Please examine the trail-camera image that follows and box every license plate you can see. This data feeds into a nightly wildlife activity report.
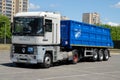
[19,55,27,58]
[18,59,27,63]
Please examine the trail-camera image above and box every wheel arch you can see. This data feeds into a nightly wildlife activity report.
[45,50,53,62]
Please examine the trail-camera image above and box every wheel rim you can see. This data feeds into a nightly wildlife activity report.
[100,54,103,60]
[93,49,98,61]
[45,56,51,65]
[73,54,78,63]
[105,50,109,59]
[106,55,109,59]
[105,53,109,59]
[98,50,104,61]
[93,52,98,59]
[100,51,103,60]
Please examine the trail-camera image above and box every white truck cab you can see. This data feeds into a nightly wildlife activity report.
[11,12,63,68]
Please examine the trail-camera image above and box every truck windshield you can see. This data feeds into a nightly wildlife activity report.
[13,17,44,36]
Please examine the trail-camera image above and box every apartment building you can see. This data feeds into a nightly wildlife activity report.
[0,0,28,22]
[82,12,101,25]
[0,0,12,19]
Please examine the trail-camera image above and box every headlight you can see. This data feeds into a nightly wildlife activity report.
[28,47,34,53]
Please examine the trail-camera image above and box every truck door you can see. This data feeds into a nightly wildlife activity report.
[44,19,53,44]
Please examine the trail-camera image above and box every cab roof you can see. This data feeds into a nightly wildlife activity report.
[14,12,60,18]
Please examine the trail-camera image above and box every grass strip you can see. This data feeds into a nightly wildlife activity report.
[0,44,11,50]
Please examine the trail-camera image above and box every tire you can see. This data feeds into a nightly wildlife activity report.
[42,53,52,68]
[92,49,98,61]
[98,49,104,61]
[103,49,109,61]
[72,50,79,64]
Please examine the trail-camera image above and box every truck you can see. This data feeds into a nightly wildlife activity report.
[10,12,113,68]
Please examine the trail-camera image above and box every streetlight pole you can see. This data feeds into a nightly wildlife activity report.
[4,22,6,44]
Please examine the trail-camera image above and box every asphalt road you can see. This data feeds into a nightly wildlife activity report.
[0,50,120,80]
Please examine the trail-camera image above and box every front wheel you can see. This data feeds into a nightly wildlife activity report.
[42,54,52,68]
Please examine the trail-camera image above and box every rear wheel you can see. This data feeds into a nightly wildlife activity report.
[42,53,52,68]
[103,49,109,61]
[72,50,79,64]
[98,49,104,61]
[92,49,98,61]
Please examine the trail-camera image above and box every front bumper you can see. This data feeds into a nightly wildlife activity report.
[11,54,38,64]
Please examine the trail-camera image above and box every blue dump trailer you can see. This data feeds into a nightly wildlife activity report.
[61,20,113,48]
[61,20,113,62]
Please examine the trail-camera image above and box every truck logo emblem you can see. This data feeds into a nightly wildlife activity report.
[22,48,25,53]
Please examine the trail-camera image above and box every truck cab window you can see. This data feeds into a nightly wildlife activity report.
[13,17,44,36]
[45,19,52,32]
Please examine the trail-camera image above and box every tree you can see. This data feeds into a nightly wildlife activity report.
[0,14,11,39]
[99,24,120,40]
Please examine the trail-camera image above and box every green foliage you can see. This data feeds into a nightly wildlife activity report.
[0,14,11,39]
[100,24,120,40]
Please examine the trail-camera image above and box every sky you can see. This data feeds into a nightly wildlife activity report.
[29,0,120,26]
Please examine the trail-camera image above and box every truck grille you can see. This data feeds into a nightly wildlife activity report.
[14,45,35,54]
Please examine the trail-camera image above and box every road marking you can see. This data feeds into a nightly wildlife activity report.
[37,71,120,80]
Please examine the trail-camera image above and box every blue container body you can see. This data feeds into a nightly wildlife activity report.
[61,20,113,48]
